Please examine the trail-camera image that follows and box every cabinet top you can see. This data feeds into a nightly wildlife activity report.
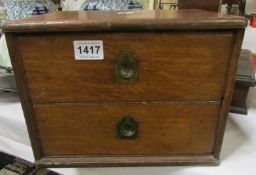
[3,10,247,33]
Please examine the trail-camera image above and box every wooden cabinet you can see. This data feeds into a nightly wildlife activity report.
[3,10,246,167]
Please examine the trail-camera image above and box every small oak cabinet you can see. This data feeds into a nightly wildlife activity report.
[3,10,246,167]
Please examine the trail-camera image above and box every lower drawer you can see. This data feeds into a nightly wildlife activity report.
[34,103,220,156]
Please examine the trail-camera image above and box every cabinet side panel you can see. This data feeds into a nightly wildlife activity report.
[5,33,42,160]
[213,29,245,158]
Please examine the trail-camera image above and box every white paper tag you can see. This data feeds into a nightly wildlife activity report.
[74,40,104,60]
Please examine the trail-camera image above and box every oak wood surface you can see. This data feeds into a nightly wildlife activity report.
[19,32,233,103]
[3,10,247,33]
[213,30,245,159]
[4,34,42,160]
[35,102,220,156]
[37,155,219,167]
[3,10,246,167]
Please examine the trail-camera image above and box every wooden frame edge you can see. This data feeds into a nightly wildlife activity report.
[4,33,43,160]
[213,29,245,158]
[36,155,220,168]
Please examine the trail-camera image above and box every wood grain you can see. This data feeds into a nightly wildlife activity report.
[2,10,247,33]
[35,102,220,156]
[36,155,219,167]
[3,10,246,167]
[213,30,245,158]
[4,34,42,159]
[19,32,233,103]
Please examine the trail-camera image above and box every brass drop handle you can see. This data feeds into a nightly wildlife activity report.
[117,116,138,139]
[114,52,138,83]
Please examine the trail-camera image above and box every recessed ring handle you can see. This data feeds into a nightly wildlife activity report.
[117,116,138,139]
[114,52,138,83]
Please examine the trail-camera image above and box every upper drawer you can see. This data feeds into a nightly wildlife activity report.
[18,32,233,103]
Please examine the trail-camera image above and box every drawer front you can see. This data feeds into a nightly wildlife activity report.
[19,32,233,103]
[35,103,219,156]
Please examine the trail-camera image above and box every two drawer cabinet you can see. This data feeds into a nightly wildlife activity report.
[3,10,247,167]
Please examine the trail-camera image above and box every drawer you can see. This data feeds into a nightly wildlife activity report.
[19,32,233,103]
[35,102,220,156]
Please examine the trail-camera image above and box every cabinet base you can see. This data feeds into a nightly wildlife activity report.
[36,155,220,167]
